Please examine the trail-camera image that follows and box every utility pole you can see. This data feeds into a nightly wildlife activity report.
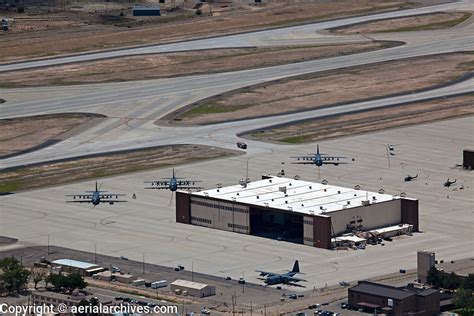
[232,294,235,316]
[250,302,253,316]
[94,243,97,264]
[142,252,145,274]
[47,235,50,255]
[192,261,194,282]
[242,271,245,293]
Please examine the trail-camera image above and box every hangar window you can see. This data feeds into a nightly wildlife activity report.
[350,220,356,224]
[304,237,313,242]
[228,223,248,230]
[304,220,313,225]
[191,216,211,224]
[357,219,363,223]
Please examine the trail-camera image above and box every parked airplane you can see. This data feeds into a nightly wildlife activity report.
[256,260,306,286]
[66,181,127,206]
[404,174,418,182]
[291,145,347,167]
[444,178,457,187]
[145,168,202,192]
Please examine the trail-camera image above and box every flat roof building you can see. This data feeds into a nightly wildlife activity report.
[51,259,105,276]
[348,281,440,316]
[170,279,216,298]
[176,176,419,249]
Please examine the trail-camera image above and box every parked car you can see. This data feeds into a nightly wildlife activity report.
[226,276,232,280]
[201,307,211,315]
[236,142,247,149]
[238,278,245,284]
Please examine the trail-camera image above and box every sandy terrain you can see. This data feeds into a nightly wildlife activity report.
[333,11,471,34]
[176,53,474,125]
[0,42,393,87]
[247,95,474,143]
[0,145,238,193]
[0,0,412,62]
[0,113,101,157]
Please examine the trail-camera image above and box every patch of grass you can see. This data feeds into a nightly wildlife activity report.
[279,134,313,144]
[0,181,22,193]
[0,82,19,89]
[381,13,471,32]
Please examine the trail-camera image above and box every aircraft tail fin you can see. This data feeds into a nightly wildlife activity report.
[95,181,98,191]
[292,260,300,273]
[316,145,320,155]
[173,168,175,178]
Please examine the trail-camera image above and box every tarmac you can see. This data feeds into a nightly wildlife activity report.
[1,116,473,291]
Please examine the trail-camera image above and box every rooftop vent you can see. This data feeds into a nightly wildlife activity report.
[285,201,288,204]
[217,183,222,189]
[309,186,312,189]
[236,193,240,196]
[378,189,385,194]
[347,201,350,205]
[289,183,292,186]
[354,193,357,197]
[269,179,272,183]
[323,189,327,192]
[279,186,287,194]
[271,199,274,201]
[322,179,328,185]
[372,196,377,201]
[294,175,300,180]
[301,203,304,207]
[361,200,370,206]
[354,185,361,190]
[256,196,259,199]
[338,191,341,194]
[217,189,220,192]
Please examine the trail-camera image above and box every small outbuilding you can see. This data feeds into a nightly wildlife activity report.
[51,259,105,276]
[170,279,216,298]
[463,149,474,170]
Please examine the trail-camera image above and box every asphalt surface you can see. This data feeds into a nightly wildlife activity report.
[0,0,472,73]
[0,2,473,312]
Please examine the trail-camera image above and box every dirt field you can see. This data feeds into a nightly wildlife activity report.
[0,145,238,193]
[0,42,395,87]
[0,113,103,157]
[246,95,474,143]
[0,0,414,62]
[174,53,474,125]
[332,12,471,34]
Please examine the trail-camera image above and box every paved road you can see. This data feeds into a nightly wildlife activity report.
[0,0,472,72]
[1,76,472,169]
[1,6,473,169]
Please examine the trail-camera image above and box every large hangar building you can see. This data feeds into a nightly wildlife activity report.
[176,176,418,249]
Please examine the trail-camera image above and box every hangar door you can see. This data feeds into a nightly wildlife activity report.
[249,207,303,244]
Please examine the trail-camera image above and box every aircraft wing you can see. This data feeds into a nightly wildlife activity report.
[255,270,277,277]
[321,156,347,165]
[99,199,127,203]
[144,181,170,189]
[290,156,315,164]
[66,194,92,202]
[178,186,203,191]
[99,193,126,198]
[287,276,307,282]
[177,180,202,186]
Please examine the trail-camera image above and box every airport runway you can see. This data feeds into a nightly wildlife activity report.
[1,117,472,289]
[0,0,473,293]
[0,0,472,72]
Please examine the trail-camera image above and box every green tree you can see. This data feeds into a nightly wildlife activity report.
[426,266,441,288]
[442,272,461,290]
[46,273,87,293]
[0,257,30,295]
[462,274,474,291]
[30,268,46,289]
[454,288,474,312]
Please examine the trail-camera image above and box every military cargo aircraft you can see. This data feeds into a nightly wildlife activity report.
[66,182,127,206]
[256,260,306,286]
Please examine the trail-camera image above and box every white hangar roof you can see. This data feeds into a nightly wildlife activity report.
[188,176,400,216]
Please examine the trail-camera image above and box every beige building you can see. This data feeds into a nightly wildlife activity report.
[176,176,419,249]
[170,279,216,297]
